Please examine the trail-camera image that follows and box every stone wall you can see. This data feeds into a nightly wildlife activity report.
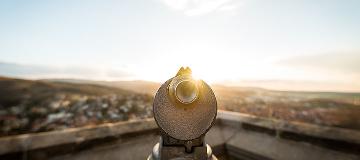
[0,110,359,160]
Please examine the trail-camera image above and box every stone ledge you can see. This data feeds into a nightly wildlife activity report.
[218,110,360,144]
[1,110,360,156]
[0,119,157,155]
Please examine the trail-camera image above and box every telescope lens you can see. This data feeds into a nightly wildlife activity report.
[175,80,198,104]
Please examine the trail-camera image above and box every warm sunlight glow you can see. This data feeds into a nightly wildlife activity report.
[133,48,301,84]
[1,0,359,92]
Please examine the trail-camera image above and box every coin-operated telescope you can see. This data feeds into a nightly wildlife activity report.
[148,67,217,160]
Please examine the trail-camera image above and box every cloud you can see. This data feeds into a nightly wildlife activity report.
[0,62,135,80]
[160,0,241,16]
[277,51,360,89]
[220,79,360,92]
[278,52,360,74]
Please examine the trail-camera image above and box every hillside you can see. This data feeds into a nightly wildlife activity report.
[0,77,153,136]
[213,85,360,129]
[1,76,360,137]
[0,77,137,107]
[45,78,360,129]
[42,79,161,95]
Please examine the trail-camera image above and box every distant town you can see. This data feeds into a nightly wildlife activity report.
[1,76,359,137]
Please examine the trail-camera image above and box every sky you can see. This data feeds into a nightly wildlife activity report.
[0,0,359,92]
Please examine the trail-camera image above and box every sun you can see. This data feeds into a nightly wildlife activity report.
[133,49,289,84]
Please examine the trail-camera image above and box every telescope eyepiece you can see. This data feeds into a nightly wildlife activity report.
[153,67,217,141]
[175,80,198,104]
[150,67,218,160]
[169,76,199,105]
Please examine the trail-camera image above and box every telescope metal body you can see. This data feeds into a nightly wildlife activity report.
[148,67,217,160]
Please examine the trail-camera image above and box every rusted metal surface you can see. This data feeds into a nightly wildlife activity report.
[153,78,217,141]
[151,67,218,159]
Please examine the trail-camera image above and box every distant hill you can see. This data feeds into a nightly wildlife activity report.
[2,76,360,130]
[0,76,154,136]
[42,78,360,103]
[0,76,134,107]
[0,62,133,80]
[41,79,161,95]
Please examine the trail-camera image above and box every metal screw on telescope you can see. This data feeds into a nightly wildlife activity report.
[148,67,218,160]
